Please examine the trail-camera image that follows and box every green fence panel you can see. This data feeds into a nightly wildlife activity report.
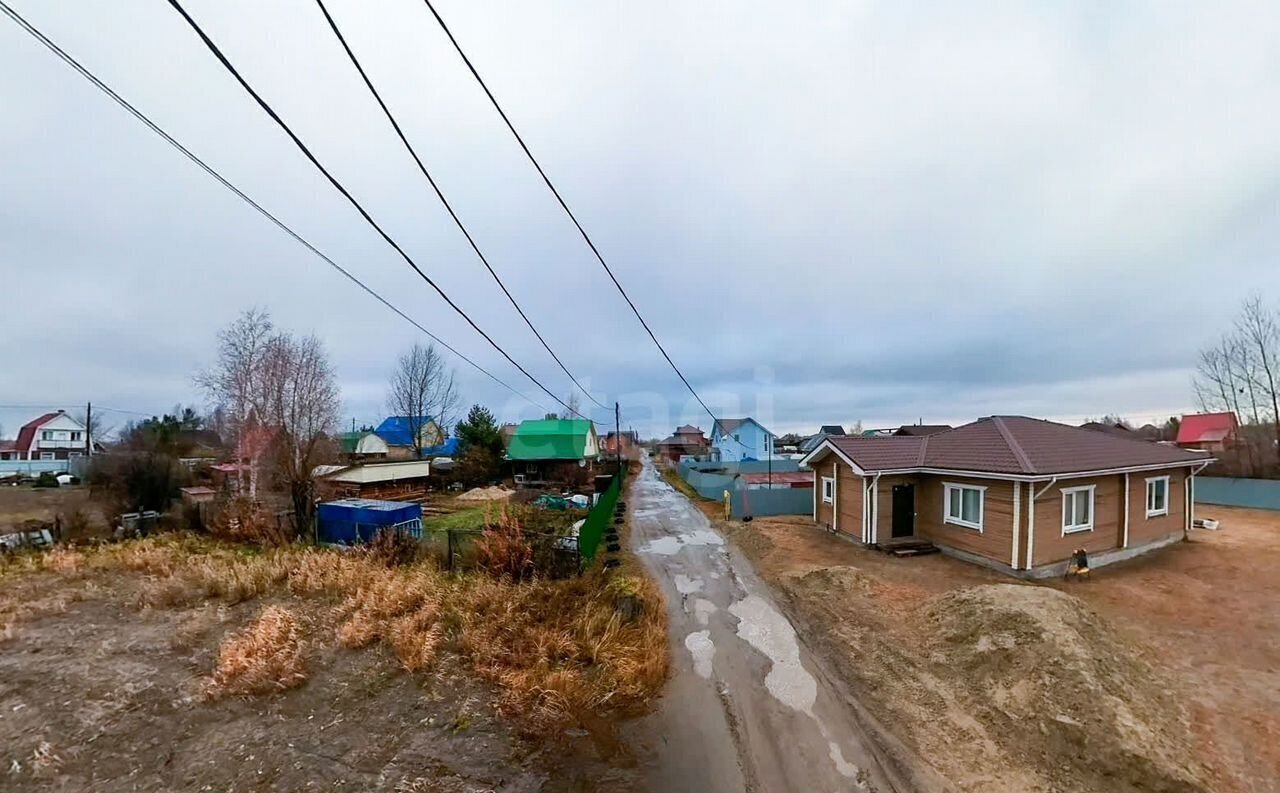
[579,465,626,561]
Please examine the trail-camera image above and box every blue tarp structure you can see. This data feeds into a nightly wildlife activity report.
[421,437,460,457]
[317,498,422,545]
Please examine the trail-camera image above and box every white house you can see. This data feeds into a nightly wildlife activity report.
[2,411,91,461]
[710,417,776,462]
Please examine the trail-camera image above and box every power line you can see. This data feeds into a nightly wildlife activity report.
[0,0,550,416]
[417,0,729,435]
[312,0,606,412]
[166,0,584,419]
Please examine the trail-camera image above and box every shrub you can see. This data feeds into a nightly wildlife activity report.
[204,605,307,698]
[367,527,419,567]
[34,472,59,489]
[474,506,534,580]
[210,497,293,547]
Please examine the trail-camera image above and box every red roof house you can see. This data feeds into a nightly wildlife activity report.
[1176,412,1238,452]
[4,411,91,461]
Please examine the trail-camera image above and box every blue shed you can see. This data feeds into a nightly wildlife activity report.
[317,498,422,545]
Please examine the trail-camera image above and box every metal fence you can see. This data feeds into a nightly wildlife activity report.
[1196,476,1280,511]
[731,487,813,519]
[420,527,581,577]
[579,464,626,562]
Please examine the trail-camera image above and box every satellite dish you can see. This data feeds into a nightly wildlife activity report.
[578,459,587,468]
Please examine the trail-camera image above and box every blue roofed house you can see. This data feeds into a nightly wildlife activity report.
[374,416,446,460]
[710,417,775,462]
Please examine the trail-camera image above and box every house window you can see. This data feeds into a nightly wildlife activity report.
[40,452,55,461]
[1062,485,1095,534]
[71,431,82,441]
[943,483,985,530]
[41,430,53,440]
[821,477,835,504]
[1145,476,1169,517]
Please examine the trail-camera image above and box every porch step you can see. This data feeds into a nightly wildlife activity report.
[879,539,939,558]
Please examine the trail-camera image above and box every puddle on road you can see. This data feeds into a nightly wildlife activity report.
[673,574,703,595]
[684,630,715,679]
[728,595,816,712]
[728,594,867,783]
[692,598,717,626]
[638,528,725,556]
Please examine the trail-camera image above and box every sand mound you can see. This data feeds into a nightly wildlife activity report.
[456,486,514,502]
[924,584,1205,793]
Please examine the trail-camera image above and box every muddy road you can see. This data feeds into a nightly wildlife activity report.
[623,456,914,793]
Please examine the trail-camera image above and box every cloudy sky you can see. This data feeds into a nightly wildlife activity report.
[2,0,1278,440]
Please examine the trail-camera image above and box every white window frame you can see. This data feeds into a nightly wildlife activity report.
[1061,485,1095,534]
[1145,475,1169,518]
[943,482,986,531]
[821,476,835,504]
[39,452,55,461]
[41,430,53,440]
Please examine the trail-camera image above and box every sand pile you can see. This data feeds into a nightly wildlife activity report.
[456,486,514,502]
[776,571,1207,793]
[923,585,1205,793]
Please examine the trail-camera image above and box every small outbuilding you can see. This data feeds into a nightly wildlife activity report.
[317,498,422,545]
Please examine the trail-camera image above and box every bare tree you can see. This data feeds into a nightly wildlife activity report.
[257,332,341,525]
[560,392,583,420]
[196,308,274,494]
[1237,295,1280,466]
[387,343,459,458]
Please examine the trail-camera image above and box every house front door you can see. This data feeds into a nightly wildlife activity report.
[891,484,915,538]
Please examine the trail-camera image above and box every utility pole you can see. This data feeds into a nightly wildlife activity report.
[86,402,92,457]
[613,401,622,473]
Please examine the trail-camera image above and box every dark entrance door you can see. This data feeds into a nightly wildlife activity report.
[891,484,915,538]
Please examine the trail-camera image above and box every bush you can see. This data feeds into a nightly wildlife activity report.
[474,505,534,580]
[86,453,187,514]
[367,527,419,567]
[210,497,294,547]
[34,472,59,489]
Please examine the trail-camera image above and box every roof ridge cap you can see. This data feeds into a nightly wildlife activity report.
[991,416,1035,474]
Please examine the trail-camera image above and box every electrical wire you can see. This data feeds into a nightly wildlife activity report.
[166,0,584,418]
[312,0,607,411]
[0,0,550,416]
[417,0,736,437]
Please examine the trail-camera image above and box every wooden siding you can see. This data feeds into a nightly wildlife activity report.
[871,475,918,544]
[1127,468,1188,547]
[1029,475,1123,567]
[836,464,864,540]
[811,453,864,540]
[915,475,1017,565]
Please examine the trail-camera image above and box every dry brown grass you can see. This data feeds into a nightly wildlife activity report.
[204,605,307,698]
[2,533,669,730]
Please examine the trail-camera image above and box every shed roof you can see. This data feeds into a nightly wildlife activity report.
[808,416,1209,476]
[507,419,596,460]
[1176,412,1238,445]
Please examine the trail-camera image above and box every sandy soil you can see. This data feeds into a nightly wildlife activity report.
[0,564,647,793]
[724,506,1280,793]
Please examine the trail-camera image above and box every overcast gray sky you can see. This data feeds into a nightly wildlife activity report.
[2,0,1278,440]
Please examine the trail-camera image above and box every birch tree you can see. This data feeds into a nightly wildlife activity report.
[196,308,273,495]
[1237,295,1280,465]
[257,332,341,525]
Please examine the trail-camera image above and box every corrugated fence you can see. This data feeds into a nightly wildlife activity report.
[1196,476,1280,511]
[579,464,626,561]
[676,459,813,517]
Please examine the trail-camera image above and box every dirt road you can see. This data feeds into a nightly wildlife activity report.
[623,456,912,793]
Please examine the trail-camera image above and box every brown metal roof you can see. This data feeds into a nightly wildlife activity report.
[816,416,1209,476]
[892,424,952,436]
